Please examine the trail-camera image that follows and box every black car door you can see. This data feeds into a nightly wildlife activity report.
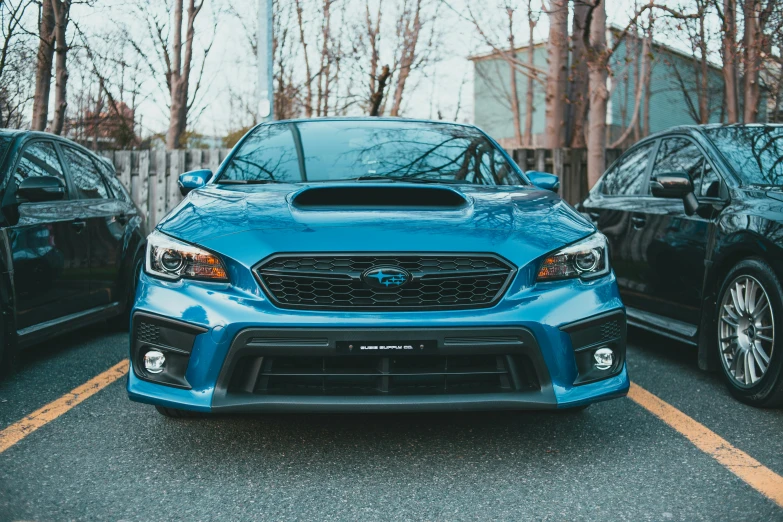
[59,144,125,309]
[580,140,658,310]
[6,140,90,329]
[626,136,723,325]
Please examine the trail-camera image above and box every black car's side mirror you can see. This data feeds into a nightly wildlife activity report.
[526,171,560,193]
[17,176,66,203]
[179,169,213,196]
[650,171,699,216]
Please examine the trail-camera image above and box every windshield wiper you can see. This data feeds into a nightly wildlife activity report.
[216,179,280,184]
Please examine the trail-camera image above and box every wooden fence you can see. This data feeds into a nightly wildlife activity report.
[98,149,231,227]
[510,148,623,204]
[100,147,620,226]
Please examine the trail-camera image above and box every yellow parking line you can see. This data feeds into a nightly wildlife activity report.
[0,359,128,454]
[628,381,783,508]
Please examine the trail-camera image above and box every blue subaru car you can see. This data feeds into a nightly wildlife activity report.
[127,118,629,417]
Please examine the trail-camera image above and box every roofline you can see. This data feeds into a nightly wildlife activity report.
[467,41,547,62]
[257,116,479,129]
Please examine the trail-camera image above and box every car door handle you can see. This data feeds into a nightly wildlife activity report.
[630,215,646,228]
[71,219,87,232]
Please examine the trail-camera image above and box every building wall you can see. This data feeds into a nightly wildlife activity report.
[471,37,754,148]
[472,45,548,147]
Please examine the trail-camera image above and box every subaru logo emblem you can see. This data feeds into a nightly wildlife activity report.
[362,266,411,290]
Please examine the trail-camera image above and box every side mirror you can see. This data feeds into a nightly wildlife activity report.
[178,169,212,196]
[526,171,560,193]
[650,171,699,216]
[17,176,66,202]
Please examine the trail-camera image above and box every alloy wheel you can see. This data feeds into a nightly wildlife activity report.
[719,275,775,387]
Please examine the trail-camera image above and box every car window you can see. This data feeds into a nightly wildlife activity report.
[61,146,110,199]
[699,160,721,198]
[600,142,655,196]
[650,138,704,194]
[94,157,131,203]
[14,141,68,195]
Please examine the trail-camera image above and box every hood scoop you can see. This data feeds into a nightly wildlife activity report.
[291,185,469,210]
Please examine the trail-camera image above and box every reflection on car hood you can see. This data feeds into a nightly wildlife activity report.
[157,183,595,264]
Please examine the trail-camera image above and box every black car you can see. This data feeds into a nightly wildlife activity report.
[580,124,783,407]
[0,130,146,375]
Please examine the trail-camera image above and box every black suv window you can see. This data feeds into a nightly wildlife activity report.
[600,142,655,196]
[14,141,68,193]
[651,137,720,199]
[62,146,110,200]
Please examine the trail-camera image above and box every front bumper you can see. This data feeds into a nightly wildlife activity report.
[127,271,629,412]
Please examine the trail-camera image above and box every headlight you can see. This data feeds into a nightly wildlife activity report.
[145,230,228,281]
[537,233,610,281]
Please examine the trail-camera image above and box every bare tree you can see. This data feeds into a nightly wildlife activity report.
[568,0,589,147]
[389,0,423,116]
[524,0,539,146]
[717,0,739,122]
[505,5,522,146]
[32,0,56,130]
[544,0,568,148]
[50,0,71,135]
[742,0,776,123]
[127,0,215,149]
[582,0,699,187]
[0,0,35,128]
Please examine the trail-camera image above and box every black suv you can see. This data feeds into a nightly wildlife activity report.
[580,124,783,407]
[0,130,146,374]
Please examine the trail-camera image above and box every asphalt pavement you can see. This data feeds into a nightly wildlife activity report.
[0,323,781,521]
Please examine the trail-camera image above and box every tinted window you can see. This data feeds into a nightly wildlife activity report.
[600,142,654,196]
[95,157,131,202]
[704,126,783,186]
[220,121,523,185]
[14,141,67,190]
[62,146,109,199]
[650,138,704,194]
[700,161,721,198]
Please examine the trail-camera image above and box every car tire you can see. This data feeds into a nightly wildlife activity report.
[155,406,208,418]
[716,258,783,408]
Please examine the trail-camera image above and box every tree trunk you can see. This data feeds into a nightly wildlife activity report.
[722,0,738,123]
[544,0,568,148]
[642,38,652,136]
[166,0,199,149]
[506,8,522,147]
[524,11,535,147]
[743,0,760,123]
[568,0,589,148]
[369,65,391,116]
[586,0,607,188]
[31,0,56,132]
[295,0,314,117]
[50,0,70,136]
[698,16,709,124]
[390,0,422,117]
[609,35,648,148]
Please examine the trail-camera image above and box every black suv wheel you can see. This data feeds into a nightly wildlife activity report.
[716,258,783,407]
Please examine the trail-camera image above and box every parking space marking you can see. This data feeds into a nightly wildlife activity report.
[0,359,128,454]
[628,382,783,508]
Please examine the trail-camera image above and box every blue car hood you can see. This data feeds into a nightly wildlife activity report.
[157,183,595,266]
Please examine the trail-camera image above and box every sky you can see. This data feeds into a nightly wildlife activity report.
[68,0,703,141]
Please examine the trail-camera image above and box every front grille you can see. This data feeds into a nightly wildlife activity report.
[227,354,539,396]
[254,254,515,310]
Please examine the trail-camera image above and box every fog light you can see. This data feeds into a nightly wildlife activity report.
[593,348,614,370]
[144,350,165,374]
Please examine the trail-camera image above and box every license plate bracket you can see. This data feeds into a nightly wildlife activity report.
[336,340,437,354]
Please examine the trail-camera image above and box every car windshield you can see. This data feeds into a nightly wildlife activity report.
[218,120,523,185]
[704,126,783,187]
